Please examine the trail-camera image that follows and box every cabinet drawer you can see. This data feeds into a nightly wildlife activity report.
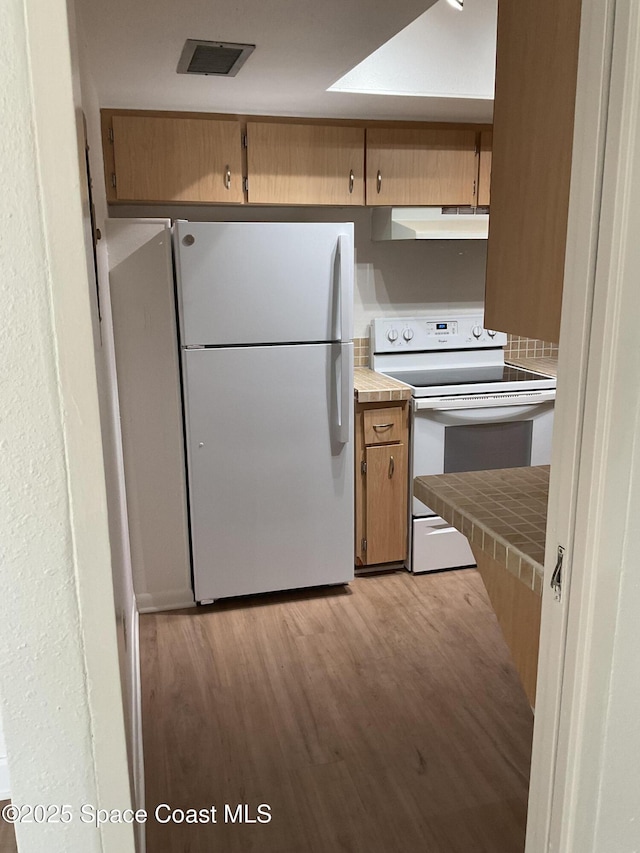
[363,407,403,445]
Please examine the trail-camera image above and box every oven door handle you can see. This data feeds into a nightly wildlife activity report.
[413,391,556,413]
[413,402,554,425]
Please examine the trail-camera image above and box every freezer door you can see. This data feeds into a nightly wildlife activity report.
[183,344,354,601]
[174,221,354,346]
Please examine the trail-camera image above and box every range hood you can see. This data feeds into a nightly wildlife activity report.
[371,206,489,241]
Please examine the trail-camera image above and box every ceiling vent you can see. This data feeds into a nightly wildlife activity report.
[177,40,255,77]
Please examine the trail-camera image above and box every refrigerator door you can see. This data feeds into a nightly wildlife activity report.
[174,221,354,346]
[183,343,354,602]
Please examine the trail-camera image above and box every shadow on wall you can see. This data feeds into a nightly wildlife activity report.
[356,236,486,332]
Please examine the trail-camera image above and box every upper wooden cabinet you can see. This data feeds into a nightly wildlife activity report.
[246,122,365,205]
[105,113,244,204]
[365,128,478,207]
[477,131,492,207]
[101,110,491,209]
[483,0,582,343]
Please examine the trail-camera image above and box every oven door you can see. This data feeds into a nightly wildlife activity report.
[411,401,555,517]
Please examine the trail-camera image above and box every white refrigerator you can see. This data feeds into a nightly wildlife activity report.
[173,221,355,603]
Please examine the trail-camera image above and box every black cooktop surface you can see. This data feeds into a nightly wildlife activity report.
[386,365,556,389]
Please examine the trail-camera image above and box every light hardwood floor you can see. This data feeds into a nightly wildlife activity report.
[0,801,17,853]
[141,569,533,852]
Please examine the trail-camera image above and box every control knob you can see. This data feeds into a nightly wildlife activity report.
[471,325,484,339]
[387,329,399,342]
[402,328,414,341]
[487,329,497,338]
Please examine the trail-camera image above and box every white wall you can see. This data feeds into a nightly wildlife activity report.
[112,206,486,338]
[71,0,145,836]
[0,0,134,850]
[107,219,194,612]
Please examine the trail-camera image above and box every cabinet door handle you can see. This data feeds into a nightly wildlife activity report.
[224,166,231,190]
[389,456,395,478]
[349,170,355,194]
[373,422,394,431]
[376,170,382,194]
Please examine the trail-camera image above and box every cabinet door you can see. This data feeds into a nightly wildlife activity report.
[246,122,365,205]
[110,115,244,203]
[483,0,582,343]
[477,131,492,207]
[364,443,407,564]
[366,128,478,206]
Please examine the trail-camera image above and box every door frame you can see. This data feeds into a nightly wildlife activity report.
[527,0,640,848]
[1,0,135,851]
[6,0,639,848]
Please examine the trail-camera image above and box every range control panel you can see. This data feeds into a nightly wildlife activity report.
[371,315,508,353]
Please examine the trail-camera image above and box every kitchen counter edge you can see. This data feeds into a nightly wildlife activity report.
[505,356,558,377]
[414,466,550,597]
[353,367,412,403]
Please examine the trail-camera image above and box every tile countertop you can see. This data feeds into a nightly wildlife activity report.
[353,368,412,403]
[414,466,550,596]
[506,356,558,377]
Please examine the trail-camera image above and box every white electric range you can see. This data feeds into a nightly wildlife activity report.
[371,313,556,573]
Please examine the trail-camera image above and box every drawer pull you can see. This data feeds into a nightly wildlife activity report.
[389,456,395,478]
[376,170,382,193]
[373,422,394,431]
[349,170,355,194]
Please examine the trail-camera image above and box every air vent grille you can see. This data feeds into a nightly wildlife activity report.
[177,40,255,77]
[441,205,490,215]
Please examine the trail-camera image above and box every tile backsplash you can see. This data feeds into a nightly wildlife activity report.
[354,333,557,369]
[504,334,559,359]
[354,337,370,367]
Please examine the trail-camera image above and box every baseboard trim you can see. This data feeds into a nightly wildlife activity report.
[0,758,11,801]
[136,589,195,613]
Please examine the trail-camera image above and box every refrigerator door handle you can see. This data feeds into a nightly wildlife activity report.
[337,342,353,444]
[338,234,354,343]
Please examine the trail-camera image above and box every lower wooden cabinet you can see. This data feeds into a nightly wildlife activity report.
[355,401,409,567]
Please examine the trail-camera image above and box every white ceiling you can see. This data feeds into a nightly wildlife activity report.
[77,0,494,122]
[330,0,496,101]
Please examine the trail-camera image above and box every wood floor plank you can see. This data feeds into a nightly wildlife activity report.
[141,569,533,852]
[0,801,17,853]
